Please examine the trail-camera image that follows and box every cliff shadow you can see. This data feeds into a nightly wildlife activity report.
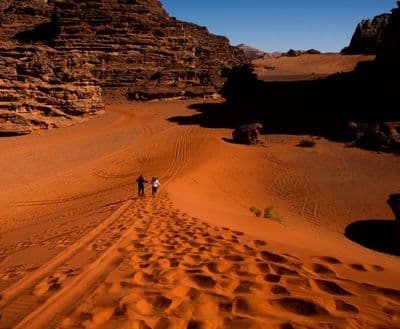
[13,12,61,43]
[345,219,400,256]
[168,102,243,130]
[168,63,400,142]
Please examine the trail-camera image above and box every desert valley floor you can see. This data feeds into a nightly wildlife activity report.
[0,100,400,329]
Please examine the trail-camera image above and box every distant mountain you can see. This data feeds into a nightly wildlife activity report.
[237,44,269,60]
[283,49,321,57]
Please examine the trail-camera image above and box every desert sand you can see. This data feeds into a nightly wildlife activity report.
[0,99,400,329]
[253,54,375,81]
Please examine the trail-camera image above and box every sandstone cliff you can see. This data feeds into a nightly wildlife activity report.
[0,0,247,134]
[342,14,391,54]
[381,3,400,69]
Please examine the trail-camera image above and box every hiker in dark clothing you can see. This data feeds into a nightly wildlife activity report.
[136,174,148,197]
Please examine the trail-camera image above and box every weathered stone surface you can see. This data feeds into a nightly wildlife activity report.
[232,123,263,145]
[0,45,104,133]
[0,0,247,134]
[381,3,400,69]
[237,44,268,61]
[342,14,391,54]
[347,121,400,151]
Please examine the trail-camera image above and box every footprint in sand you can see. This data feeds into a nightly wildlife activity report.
[270,285,290,296]
[349,263,368,272]
[190,274,217,289]
[234,280,255,293]
[271,264,299,276]
[273,297,328,316]
[260,251,288,264]
[335,300,359,314]
[264,274,281,283]
[309,263,337,277]
[284,277,311,290]
[312,279,352,296]
[315,256,342,265]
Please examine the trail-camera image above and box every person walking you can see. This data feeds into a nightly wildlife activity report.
[151,176,161,197]
[136,174,148,197]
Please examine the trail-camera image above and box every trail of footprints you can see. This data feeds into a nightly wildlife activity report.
[0,194,398,328]
[46,195,399,329]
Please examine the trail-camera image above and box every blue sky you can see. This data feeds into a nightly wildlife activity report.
[161,1,396,52]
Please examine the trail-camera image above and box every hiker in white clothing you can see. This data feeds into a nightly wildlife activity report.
[151,176,161,196]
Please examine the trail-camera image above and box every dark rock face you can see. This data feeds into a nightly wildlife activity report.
[342,14,391,54]
[0,0,247,133]
[347,121,400,151]
[232,123,262,145]
[388,194,400,220]
[381,4,400,69]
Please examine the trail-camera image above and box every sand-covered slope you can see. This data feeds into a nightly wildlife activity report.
[253,54,374,81]
[0,100,399,328]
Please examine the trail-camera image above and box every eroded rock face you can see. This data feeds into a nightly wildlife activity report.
[0,45,104,133]
[0,0,247,133]
[232,123,263,145]
[381,4,400,69]
[342,14,391,55]
[347,121,400,151]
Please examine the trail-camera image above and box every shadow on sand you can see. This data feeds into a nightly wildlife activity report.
[168,63,400,145]
[345,219,400,256]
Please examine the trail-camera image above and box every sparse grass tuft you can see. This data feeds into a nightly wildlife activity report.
[297,139,316,148]
[250,206,262,217]
[264,206,275,219]
[263,206,285,225]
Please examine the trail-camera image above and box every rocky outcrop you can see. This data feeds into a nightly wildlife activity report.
[237,44,268,61]
[381,4,400,69]
[0,0,247,133]
[283,49,321,57]
[232,123,263,145]
[342,14,391,54]
[347,121,400,151]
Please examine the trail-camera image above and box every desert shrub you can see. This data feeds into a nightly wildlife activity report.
[298,139,316,148]
[264,206,285,225]
[264,206,275,219]
[250,206,262,217]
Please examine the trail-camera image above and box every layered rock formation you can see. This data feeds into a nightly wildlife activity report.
[342,14,391,54]
[381,3,400,69]
[0,0,247,134]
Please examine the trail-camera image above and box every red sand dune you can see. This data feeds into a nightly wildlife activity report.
[0,100,400,328]
[253,54,375,81]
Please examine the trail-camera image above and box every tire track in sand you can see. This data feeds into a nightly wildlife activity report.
[160,127,191,189]
[13,211,140,329]
[0,200,133,314]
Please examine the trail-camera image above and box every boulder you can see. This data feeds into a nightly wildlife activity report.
[232,123,262,145]
[347,121,400,151]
